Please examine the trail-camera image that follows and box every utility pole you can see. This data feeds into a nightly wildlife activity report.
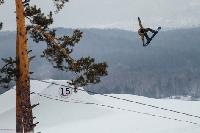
[15,0,34,132]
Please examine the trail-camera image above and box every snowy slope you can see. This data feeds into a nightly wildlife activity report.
[0,80,200,133]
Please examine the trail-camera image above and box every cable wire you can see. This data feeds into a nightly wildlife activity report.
[32,91,200,126]
[0,128,15,132]
[31,78,200,120]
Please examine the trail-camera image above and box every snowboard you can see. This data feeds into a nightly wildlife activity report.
[145,27,161,46]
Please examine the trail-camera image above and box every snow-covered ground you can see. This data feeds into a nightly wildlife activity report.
[0,80,200,133]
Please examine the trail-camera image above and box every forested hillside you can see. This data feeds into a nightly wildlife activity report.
[1,28,200,98]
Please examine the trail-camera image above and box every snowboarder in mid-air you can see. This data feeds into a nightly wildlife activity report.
[138,17,161,47]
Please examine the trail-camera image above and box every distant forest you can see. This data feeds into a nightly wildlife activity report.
[1,28,200,99]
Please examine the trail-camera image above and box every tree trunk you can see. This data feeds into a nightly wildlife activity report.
[15,0,33,132]
[16,23,23,133]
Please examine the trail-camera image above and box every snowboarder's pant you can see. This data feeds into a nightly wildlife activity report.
[144,28,156,40]
[144,32,150,40]
[145,28,156,34]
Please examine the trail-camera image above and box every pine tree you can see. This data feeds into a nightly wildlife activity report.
[0,0,108,132]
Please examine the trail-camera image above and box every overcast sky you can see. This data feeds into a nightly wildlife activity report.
[0,0,200,31]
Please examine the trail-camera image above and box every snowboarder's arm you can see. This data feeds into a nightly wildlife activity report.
[138,17,143,28]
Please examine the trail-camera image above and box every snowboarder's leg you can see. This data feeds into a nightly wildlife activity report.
[146,28,157,34]
[140,35,145,46]
[144,32,151,45]
[144,32,150,41]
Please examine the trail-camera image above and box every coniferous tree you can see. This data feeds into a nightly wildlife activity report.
[0,0,108,132]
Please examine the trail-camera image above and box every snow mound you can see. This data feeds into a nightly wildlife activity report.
[0,80,200,133]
